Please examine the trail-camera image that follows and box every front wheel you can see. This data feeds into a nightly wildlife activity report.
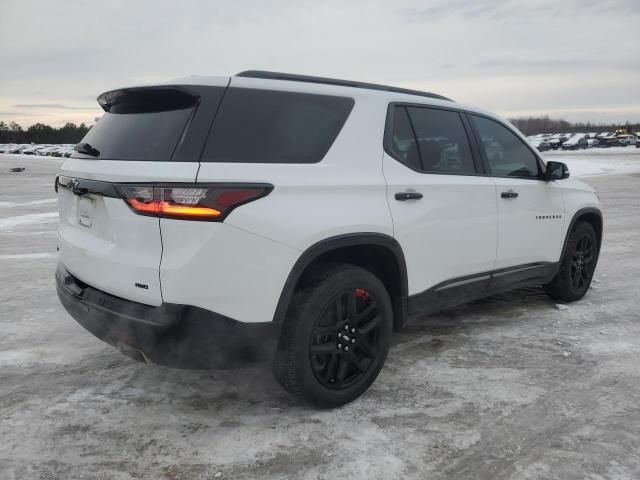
[544,221,599,302]
[273,263,393,408]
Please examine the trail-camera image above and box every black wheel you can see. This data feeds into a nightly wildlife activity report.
[544,221,598,302]
[273,263,393,408]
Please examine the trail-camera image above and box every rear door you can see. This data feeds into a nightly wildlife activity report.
[57,80,227,305]
[467,114,565,271]
[383,104,498,302]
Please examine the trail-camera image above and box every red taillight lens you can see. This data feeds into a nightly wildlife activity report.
[117,184,271,221]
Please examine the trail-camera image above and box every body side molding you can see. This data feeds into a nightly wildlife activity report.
[408,262,558,317]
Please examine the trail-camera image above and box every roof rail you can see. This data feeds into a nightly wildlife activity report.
[235,70,453,102]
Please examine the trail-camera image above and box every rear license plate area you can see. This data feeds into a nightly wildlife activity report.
[78,196,95,228]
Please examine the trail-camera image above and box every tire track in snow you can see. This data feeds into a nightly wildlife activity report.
[0,198,57,208]
[0,212,58,231]
[0,253,57,260]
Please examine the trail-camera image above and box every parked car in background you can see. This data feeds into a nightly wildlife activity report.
[587,138,604,148]
[37,145,62,156]
[598,136,623,147]
[562,135,588,150]
[547,136,568,150]
[57,146,76,157]
[45,145,65,156]
[35,145,56,155]
[50,146,66,157]
[20,145,41,155]
[6,144,28,153]
[616,135,637,146]
[47,146,63,156]
[529,139,552,151]
[0,143,76,156]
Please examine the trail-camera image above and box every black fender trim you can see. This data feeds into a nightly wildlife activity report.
[559,207,603,266]
[272,233,409,327]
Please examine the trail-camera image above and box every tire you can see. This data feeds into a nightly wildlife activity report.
[544,221,598,302]
[273,263,393,408]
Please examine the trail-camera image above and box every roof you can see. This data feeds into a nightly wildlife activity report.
[235,70,453,102]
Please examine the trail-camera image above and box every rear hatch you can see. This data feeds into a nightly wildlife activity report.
[57,79,228,305]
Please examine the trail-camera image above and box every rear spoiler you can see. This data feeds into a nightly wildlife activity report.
[97,86,199,114]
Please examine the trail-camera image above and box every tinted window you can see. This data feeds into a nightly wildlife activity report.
[387,105,476,175]
[387,106,420,170]
[73,88,199,161]
[202,88,354,163]
[471,115,542,178]
[407,108,475,174]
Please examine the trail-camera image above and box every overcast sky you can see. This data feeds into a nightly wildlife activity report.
[1,0,638,127]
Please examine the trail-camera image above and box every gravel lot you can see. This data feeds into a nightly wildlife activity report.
[1,152,640,480]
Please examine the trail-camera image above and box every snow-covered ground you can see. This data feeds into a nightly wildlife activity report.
[1,152,640,479]
[544,146,640,177]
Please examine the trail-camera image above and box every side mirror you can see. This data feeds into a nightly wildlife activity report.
[546,161,570,181]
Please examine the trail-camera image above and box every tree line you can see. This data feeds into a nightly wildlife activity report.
[508,116,640,136]
[0,121,92,144]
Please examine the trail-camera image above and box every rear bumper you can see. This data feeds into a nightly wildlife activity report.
[56,265,278,368]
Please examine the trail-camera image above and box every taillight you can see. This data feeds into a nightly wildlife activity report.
[116,184,272,221]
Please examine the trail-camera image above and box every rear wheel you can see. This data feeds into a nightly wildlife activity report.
[273,263,393,408]
[544,221,598,302]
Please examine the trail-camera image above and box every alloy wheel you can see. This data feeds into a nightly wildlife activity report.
[570,233,595,290]
[309,288,382,390]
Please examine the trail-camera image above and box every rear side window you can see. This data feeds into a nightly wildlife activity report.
[201,88,354,164]
[386,105,476,175]
[471,115,542,179]
[73,87,200,161]
[387,107,421,170]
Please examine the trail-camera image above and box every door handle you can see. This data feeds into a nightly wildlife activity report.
[395,191,423,201]
[500,190,519,199]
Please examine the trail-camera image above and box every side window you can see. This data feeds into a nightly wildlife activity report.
[387,106,421,170]
[201,88,354,164]
[387,105,476,174]
[406,107,475,174]
[471,115,542,178]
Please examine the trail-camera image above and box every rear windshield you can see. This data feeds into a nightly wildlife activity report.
[72,87,198,161]
[201,88,354,164]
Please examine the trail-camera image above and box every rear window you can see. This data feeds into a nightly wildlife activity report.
[201,88,354,164]
[72,87,199,161]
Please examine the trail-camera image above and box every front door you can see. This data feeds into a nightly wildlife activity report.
[468,114,565,270]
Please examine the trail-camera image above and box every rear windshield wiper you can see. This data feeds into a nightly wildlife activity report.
[74,142,100,157]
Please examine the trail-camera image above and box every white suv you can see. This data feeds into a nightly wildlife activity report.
[56,71,602,407]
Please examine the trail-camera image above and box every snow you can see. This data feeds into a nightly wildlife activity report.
[0,198,57,208]
[0,252,58,261]
[0,211,59,231]
[2,152,640,479]
[544,146,640,177]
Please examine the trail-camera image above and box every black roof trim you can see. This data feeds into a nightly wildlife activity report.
[235,70,453,102]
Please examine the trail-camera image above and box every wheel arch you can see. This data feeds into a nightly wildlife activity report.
[561,207,603,263]
[272,233,409,330]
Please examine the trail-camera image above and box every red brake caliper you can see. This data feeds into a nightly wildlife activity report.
[355,288,369,300]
